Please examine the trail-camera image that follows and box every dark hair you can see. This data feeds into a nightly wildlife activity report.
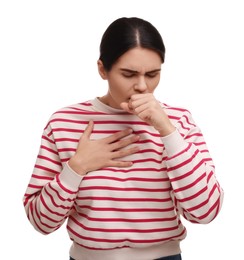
[99,17,166,71]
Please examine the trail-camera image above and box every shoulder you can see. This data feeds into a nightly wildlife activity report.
[159,101,191,118]
[43,100,94,130]
[55,100,93,113]
[159,102,197,131]
[50,100,94,118]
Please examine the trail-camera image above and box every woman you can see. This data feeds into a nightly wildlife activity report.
[23,17,224,260]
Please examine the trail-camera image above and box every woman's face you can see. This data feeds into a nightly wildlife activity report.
[98,47,162,109]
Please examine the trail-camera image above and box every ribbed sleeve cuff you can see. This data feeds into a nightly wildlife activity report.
[58,162,84,191]
[160,129,188,157]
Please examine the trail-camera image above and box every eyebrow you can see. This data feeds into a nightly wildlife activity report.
[120,68,161,74]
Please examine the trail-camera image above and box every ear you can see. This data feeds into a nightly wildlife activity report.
[97,60,108,79]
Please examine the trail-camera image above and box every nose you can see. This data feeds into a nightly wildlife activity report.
[133,76,148,93]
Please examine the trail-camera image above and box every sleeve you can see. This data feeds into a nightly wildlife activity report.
[23,123,83,234]
[161,110,224,224]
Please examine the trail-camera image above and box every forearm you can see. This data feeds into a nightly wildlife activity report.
[162,130,223,223]
[23,163,83,234]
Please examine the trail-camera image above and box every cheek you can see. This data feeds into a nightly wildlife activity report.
[148,79,160,92]
[111,77,130,92]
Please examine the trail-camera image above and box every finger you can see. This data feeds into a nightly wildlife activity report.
[104,128,133,144]
[110,134,140,151]
[130,93,154,101]
[131,97,151,108]
[133,102,150,114]
[112,146,140,159]
[108,160,133,168]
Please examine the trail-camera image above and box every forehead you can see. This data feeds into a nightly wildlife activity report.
[114,47,162,71]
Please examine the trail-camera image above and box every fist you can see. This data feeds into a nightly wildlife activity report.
[120,93,175,136]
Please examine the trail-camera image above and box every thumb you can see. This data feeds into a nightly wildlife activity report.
[76,120,94,151]
[82,120,94,139]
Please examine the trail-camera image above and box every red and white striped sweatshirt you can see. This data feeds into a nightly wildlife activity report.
[23,98,223,260]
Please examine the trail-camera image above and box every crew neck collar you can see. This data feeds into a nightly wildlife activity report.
[91,97,128,114]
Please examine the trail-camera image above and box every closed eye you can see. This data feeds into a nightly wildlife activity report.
[120,68,161,78]
[122,72,136,78]
[146,72,159,78]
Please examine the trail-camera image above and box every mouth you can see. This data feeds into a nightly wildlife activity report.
[127,98,134,110]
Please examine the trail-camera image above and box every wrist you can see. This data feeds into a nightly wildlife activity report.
[157,125,176,137]
[68,157,88,176]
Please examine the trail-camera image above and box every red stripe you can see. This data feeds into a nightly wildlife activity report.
[54,110,106,115]
[83,176,169,182]
[133,157,163,164]
[70,216,178,233]
[30,202,49,234]
[178,121,190,131]
[40,145,58,155]
[174,172,206,193]
[31,174,53,181]
[138,139,164,147]
[206,170,215,182]
[58,147,76,152]
[170,159,205,182]
[52,128,84,133]
[34,164,59,175]
[28,184,44,189]
[51,128,162,138]
[79,186,171,192]
[168,115,181,120]
[61,158,70,162]
[167,148,199,170]
[77,196,171,202]
[77,205,174,212]
[194,141,207,146]
[177,186,207,202]
[138,148,163,155]
[182,114,196,127]
[185,133,203,139]
[37,155,62,166]
[44,185,71,210]
[39,210,61,224]
[42,134,55,144]
[166,106,189,113]
[31,201,60,234]
[50,119,87,124]
[39,193,66,217]
[76,212,176,223]
[99,167,167,173]
[55,137,78,143]
[48,183,75,202]
[187,184,218,212]
[197,197,221,220]
[50,118,149,126]
[67,225,186,244]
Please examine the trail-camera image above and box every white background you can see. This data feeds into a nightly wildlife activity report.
[1,0,243,259]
